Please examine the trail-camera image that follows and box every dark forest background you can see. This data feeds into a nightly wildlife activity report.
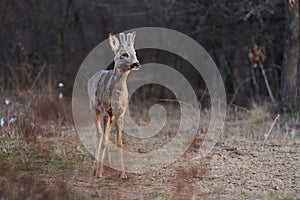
[0,0,299,110]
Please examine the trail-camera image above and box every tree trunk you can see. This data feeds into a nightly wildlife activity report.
[279,0,299,112]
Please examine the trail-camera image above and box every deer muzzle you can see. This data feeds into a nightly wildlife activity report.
[130,62,141,70]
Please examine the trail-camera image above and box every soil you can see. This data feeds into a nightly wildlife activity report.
[1,129,299,200]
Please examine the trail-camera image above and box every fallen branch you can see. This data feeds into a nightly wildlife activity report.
[263,114,280,144]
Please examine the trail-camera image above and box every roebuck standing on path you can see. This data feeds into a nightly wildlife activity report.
[88,32,140,180]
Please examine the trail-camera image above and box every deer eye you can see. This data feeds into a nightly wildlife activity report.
[121,53,129,58]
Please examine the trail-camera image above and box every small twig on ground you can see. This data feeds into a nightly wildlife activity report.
[249,114,280,155]
[263,114,280,145]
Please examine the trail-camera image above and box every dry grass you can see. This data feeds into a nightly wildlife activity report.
[0,88,83,199]
[0,89,299,199]
[225,102,299,144]
[0,131,86,199]
[0,89,72,140]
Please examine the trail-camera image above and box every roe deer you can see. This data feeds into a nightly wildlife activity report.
[88,32,140,179]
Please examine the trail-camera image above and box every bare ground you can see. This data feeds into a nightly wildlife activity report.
[0,127,299,200]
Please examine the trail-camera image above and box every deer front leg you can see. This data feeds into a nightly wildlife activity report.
[93,109,103,176]
[97,114,112,178]
[115,112,127,180]
[106,116,114,166]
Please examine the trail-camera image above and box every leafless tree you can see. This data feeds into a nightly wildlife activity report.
[279,0,299,111]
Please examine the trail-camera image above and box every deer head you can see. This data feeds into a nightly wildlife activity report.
[109,32,140,72]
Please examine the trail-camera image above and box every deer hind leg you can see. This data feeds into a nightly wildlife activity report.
[93,109,103,176]
[97,114,112,178]
[115,112,127,180]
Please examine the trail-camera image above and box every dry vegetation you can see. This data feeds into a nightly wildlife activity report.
[1,0,300,199]
[0,90,299,200]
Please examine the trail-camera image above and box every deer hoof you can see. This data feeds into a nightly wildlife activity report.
[92,171,96,177]
[119,173,128,180]
[97,175,105,180]
[119,177,128,181]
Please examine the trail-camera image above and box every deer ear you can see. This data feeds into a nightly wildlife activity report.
[131,31,136,41]
[119,33,126,46]
[127,31,136,46]
[108,33,120,53]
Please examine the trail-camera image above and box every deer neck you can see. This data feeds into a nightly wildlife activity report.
[113,65,130,88]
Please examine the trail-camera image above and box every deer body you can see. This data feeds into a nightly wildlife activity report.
[88,32,140,179]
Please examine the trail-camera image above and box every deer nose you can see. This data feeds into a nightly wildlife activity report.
[130,62,140,70]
